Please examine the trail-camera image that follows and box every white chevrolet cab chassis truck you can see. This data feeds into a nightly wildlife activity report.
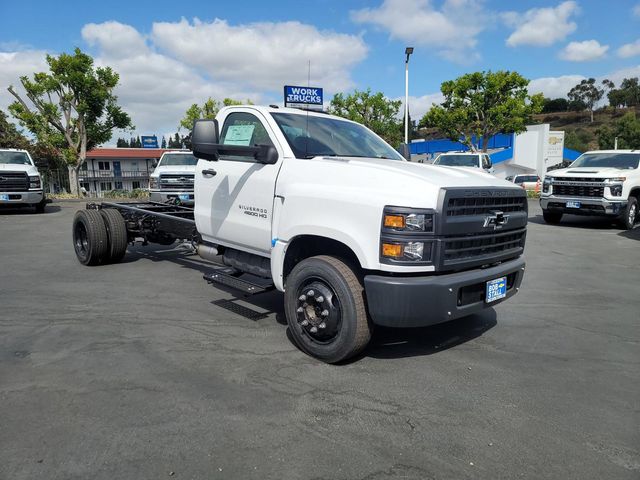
[0,149,47,213]
[72,106,527,363]
[540,150,640,230]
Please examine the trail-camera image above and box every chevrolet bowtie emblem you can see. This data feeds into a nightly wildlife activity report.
[483,210,509,229]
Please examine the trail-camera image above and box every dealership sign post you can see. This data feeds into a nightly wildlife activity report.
[284,85,323,110]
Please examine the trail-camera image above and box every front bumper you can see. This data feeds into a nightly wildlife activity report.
[0,190,44,206]
[364,257,525,328]
[150,190,194,205]
[540,196,626,216]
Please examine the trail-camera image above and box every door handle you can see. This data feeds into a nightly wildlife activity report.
[202,169,217,177]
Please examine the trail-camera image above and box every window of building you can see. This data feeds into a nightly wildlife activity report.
[132,181,141,189]
[131,161,138,171]
[115,181,123,190]
[98,161,110,170]
[80,182,89,191]
[81,162,88,170]
[100,182,112,191]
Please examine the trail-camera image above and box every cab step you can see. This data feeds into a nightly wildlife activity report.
[203,267,274,295]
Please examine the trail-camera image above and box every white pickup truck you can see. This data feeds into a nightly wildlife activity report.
[540,150,640,229]
[433,151,494,173]
[149,151,197,204]
[72,106,527,363]
[0,148,46,213]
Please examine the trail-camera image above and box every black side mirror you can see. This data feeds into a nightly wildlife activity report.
[483,156,492,169]
[256,145,279,165]
[191,119,220,161]
[399,143,411,161]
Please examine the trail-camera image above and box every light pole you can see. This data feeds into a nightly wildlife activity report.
[404,47,414,145]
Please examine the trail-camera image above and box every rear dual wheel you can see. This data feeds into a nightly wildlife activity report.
[72,209,127,265]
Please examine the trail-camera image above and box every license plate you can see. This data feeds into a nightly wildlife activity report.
[486,277,507,303]
[0,194,9,201]
[179,194,190,201]
[566,200,581,209]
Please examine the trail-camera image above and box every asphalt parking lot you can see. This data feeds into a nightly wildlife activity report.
[0,200,638,480]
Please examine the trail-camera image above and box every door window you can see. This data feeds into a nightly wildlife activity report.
[219,112,274,162]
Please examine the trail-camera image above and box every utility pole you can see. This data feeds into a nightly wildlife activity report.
[404,47,414,145]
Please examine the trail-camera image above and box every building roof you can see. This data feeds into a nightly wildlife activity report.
[86,148,185,159]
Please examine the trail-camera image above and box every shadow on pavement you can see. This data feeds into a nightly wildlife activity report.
[618,227,640,241]
[528,214,621,230]
[0,205,62,215]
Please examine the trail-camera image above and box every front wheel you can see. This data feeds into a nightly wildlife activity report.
[284,255,372,364]
[621,196,638,230]
[542,209,563,224]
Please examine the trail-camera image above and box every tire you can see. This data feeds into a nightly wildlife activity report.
[72,209,109,266]
[34,199,46,214]
[284,255,372,364]
[542,209,563,224]
[100,208,128,263]
[621,196,638,230]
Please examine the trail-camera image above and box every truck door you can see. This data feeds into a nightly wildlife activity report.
[194,110,282,256]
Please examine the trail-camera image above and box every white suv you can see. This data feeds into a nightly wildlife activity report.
[0,149,46,213]
[149,151,198,204]
[433,151,494,173]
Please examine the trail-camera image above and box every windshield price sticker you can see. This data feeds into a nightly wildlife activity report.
[223,125,255,146]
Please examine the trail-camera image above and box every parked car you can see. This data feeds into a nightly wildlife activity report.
[149,151,197,204]
[433,151,494,173]
[512,174,540,190]
[540,150,640,229]
[0,149,46,213]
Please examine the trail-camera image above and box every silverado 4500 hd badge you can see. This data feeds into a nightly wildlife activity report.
[239,204,268,219]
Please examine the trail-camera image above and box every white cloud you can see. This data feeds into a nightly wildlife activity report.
[527,65,640,99]
[503,1,578,47]
[351,0,485,63]
[634,3,640,17]
[617,39,640,58]
[151,18,367,93]
[559,40,608,62]
[0,50,49,113]
[0,19,367,141]
[399,92,445,121]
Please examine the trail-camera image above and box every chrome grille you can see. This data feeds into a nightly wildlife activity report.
[553,184,604,197]
[159,174,194,191]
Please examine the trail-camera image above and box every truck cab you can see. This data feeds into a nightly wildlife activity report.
[0,149,46,213]
[149,151,197,204]
[540,150,640,229]
[433,151,494,173]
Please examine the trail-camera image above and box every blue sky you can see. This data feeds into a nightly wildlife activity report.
[1,0,639,139]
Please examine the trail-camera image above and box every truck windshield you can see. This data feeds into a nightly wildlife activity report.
[159,153,198,166]
[434,154,479,167]
[271,113,404,161]
[571,153,640,169]
[0,151,31,165]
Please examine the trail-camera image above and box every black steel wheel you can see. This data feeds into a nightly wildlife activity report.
[72,209,108,266]
[284,255,372,363]
[34,199,46,214]
[100,208,128,263]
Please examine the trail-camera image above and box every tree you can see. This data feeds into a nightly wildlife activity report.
[567,78,603,122]
[116,137,128,147]
[420,71,543,152]
[7,48,133,195]
[619,77,640,107]
[0,109,30,149]
[179,97,253,131]
[597,112,640,149]
[542,97,569,113]
[328,88,403,146]
[564,129,593,152]
[161,136,167,149]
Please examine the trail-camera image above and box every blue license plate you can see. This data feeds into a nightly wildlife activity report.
[179,194,190,201]
[566,200,581,208]
[486,277,507,303]
[0,194,9,201]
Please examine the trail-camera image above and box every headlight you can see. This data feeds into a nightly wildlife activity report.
[29,175,41,189]
[149,177,158,189]
[383,210,435,233]
[542,177,552,193]
[381,241,431,262]
[604,177,625,197]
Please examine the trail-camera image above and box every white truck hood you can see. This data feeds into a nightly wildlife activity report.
[0,163,39,176]
[150,165,196,177]
[548,167,635,178]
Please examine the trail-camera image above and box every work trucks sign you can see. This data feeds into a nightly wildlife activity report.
[284,85,323,110]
